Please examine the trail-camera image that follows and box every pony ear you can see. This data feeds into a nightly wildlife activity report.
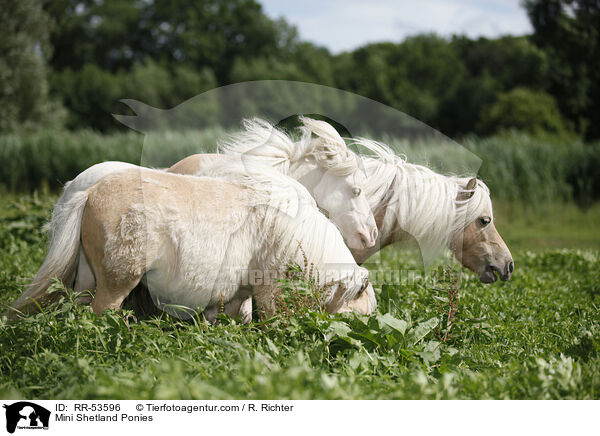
[466,177,477,191]
[457,177,477,201]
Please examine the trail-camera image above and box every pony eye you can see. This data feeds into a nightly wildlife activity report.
[352,187,361,197]
[479,216,491,226]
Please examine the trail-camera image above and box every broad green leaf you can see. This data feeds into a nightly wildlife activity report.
[325,321,352,341]
[409,317,440,345]
[417,340,441,365]
[377,313,409,335]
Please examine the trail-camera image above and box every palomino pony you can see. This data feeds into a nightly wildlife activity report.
[6,117,377,319]
[348,139,514,282]
[8,165,376,321]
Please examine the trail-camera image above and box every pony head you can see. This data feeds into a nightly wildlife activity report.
[297,117,378,250]
[451,177,514,283]
[221,117,379,250]
[351,138,514,284]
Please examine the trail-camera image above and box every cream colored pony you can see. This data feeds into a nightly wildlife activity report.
[172,139,515,320]
[6,117,379,320]
[7,165,375,321]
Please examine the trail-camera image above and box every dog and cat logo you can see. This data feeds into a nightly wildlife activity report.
[2,402,50,433]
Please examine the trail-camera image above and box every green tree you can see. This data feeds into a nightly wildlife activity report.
[43,0,303,130]
[452,35,549,91]
[284,42,335,86]
[333,43,395,107]
[479,87,572,137]
[442,35,550,136]
[333,36,465,129]
[44,0,150,72]
[437,72,499,137]
[51,64,124,131]
[524,0,600,139]
[0,0,55,131]
[52,60,218,131]
[120,60,217,109]
[44,0,292,83]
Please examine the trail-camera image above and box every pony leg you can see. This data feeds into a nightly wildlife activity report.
[238,297,253,324]
[74,249,95,304]
[203,296,252,323]
[222,298,242,318]
[203,305,218,323]
[91,275,142,315]
[85,245,144,315]
[81,205,146,316]
[221,295,252,323]
[253,285,277,319]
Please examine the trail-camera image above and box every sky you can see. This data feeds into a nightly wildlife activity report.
[260,0,533,53]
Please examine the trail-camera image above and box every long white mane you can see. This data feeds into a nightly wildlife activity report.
[351,138,493,263]
[219,117,361,176]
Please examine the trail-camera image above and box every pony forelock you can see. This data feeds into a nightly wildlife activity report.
[219,117,363,177]
[298,117,357,176]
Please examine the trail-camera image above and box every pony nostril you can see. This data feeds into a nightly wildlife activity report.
[508,261,514,274]
[370,227,378,243]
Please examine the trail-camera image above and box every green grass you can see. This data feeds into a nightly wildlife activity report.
[0,194,599,399]
[493,200,600,250]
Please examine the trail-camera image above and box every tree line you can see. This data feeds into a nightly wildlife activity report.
[1,0,599,141]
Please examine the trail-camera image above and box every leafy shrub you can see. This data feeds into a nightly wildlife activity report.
[51,61,218,131]
[479,87,573,138]
[0,128,223,191]
[1,128,599,207]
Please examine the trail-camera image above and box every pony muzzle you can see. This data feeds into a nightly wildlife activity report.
[357,225,378,248]
[482,260,514,283]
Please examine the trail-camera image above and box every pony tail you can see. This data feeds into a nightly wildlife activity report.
[5,190,89,320]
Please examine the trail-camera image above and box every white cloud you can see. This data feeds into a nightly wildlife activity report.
[260,0,533,53]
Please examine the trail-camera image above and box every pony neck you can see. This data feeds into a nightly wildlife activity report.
[287,156,321,187]
[361,157,464,264]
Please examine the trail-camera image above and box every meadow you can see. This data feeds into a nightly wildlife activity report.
[0,189,598,399]
[2,0,599,402]
[0,129,599,399]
